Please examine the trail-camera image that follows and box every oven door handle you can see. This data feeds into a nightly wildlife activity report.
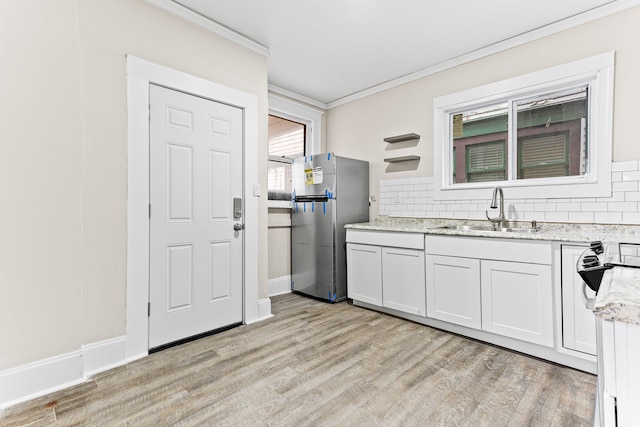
[582,282,595,310]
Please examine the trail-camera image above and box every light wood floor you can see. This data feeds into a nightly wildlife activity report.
[1,293,596,426]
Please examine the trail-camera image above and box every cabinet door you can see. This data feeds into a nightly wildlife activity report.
[382,247,426,316]
[481,260,553,347]
[561,245,597,355]
[426,255,481,330]
[346,243,382,305]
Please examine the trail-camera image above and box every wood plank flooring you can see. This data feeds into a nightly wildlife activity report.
[1,293,596,426]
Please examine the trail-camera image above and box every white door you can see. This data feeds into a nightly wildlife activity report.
[149,84,243,349]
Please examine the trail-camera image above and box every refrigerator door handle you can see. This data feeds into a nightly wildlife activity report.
[293,195,329,203]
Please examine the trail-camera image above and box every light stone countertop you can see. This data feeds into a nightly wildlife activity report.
[594,267,640,325]
[345,216,640,244]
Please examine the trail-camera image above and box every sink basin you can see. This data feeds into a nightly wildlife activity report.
[433,225,541,233]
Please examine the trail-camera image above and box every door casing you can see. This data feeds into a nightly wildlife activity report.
[126,55,261,363]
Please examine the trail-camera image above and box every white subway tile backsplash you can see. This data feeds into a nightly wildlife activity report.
[597,192,625,203]
[608,202,638,212]
[545,212,570,222]
[569,212,595,222]
[595,212,623,223]
[377,161,640,224]
[612,172,623,182]
[513,203,535,212]
[580,202,608,212]
[623,171,640,181]
[612,160,639,172]
[622,212,640,224]
[612,181,639,192]
[534,203,557,212]
[556,202,581,212]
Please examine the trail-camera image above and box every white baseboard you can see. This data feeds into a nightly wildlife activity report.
[0,350,84,410]
[268,275,291,297]
[82,336,126,378]
[0,336,128,410]
[248,298,273,324]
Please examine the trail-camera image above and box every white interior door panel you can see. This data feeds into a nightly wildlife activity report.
[149,84,243,349]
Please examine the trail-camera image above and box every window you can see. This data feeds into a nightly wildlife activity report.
[434,52,614,200]
[450,87,587,185]
[267,92,324,205]
[268,115,305,197]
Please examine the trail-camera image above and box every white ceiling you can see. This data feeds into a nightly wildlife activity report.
[172,0,622,106]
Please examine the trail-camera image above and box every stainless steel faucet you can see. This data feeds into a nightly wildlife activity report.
[486,186,505,228]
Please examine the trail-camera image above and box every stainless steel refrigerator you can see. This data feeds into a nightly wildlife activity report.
[291,153,369,302]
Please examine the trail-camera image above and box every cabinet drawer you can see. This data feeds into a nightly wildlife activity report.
[346,230,424,250]
[425,235,551,265]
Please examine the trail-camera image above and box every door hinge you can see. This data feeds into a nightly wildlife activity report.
[149,203,151,218]
[148,302,151,317]
[148,105,151,121]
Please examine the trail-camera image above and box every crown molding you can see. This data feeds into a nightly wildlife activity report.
[144,0,269,57]
[327,0,640,109]
[268,84,328,111]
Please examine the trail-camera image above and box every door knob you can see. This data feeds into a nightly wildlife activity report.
[233,223,245,231]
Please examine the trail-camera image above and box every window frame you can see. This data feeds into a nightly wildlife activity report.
[433,52,614,201]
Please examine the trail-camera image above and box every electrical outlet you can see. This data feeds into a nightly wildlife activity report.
[394,194,402,204]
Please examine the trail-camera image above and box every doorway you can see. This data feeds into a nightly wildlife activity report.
[126,55,261,362]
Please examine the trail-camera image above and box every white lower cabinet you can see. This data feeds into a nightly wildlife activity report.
[346,230,425,316]
[561,244,597,355]
[481,260,554,347]
[382,247,426,316]
[425,235,553,347]
[426,255,481,329]
[346,243,382,305]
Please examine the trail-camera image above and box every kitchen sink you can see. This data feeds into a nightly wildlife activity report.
[433,224,542,233]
